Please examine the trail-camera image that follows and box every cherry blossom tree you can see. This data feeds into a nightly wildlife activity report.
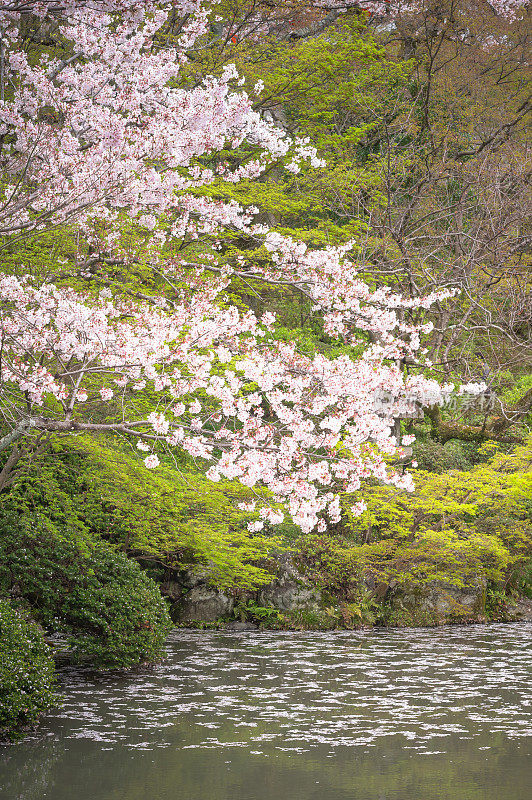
[0,1,475,532]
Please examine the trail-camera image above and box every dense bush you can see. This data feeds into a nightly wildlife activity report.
[0,598,56,741]
[0,513,172,669]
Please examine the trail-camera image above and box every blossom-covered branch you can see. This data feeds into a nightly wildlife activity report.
[0,1,481,532]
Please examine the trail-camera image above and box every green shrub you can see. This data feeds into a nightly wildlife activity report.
[485,586,518,621]
[232,600,285,627]
[342,438,532,591]
[0,517,172,670]
[0,598,56,741]
[412,439,478,472]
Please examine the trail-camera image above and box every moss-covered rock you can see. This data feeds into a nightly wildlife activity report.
[389,579,487,626]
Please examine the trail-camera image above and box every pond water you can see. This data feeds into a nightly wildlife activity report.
[1,624,531,800]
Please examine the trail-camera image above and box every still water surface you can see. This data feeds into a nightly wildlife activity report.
[1,624,531,800]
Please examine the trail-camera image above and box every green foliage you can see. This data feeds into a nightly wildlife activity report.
[281,608,337,631]
[179,19,414,361]
[485,586,518,622]
[500,373,532,406]
[0,226,79,283]
[175,619,224,630]
[0,435,279,584]
[295,534,365,595]
[515,559,532,599]
[200,19,410,241]
[0,6,530,649]
[232,600,284,628]
[0,501,171,669]
[378,603,442,629]
[15,436,281,591]
[0,598,57,741]
[292,439,532,608]
[322,588,382,628]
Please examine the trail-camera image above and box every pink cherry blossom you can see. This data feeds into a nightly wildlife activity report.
[0,2,475,533]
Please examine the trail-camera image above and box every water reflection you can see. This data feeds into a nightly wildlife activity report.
[1,624,531,800]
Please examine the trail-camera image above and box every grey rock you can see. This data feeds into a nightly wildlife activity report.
[375,22,397,34]
[175,585,234,623]
[161,568,216,602]
[502,598,532,622]
[258,556,321,613]
[396,579,486,621]
[179,567,215,589]
[160,581,183,601]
